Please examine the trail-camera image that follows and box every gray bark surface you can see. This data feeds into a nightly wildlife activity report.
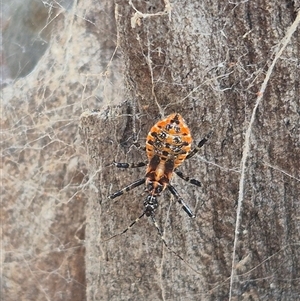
[80,1,300,300]
[2,1,299,301]
[2,1,119,301]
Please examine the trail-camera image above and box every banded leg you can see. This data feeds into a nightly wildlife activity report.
[186,131,212,160]
[103,211,166,245]
[112,140,147,169]
[174,169,201,187]
[167,185,195,218]
[113,161,147,168]
[108,178,145,199]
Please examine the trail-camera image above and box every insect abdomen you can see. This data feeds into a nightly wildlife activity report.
[146,113,192,169]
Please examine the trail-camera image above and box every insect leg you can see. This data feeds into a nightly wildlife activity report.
[174,169,201,187]
[167,185,195,218]
[108,178,146,199]
[113,161,147,168]
[185,131,211,160]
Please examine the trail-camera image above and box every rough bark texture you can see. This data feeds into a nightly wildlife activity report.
[80,1,300,300]
[2,1,120,301]
[2,0,299,301]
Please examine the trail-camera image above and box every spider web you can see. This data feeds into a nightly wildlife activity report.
[2,1,122,300]
[2,1,300,301]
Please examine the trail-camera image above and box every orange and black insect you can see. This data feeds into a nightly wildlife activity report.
[108,113,210,233]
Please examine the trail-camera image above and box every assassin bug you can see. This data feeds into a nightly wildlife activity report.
[107,113,211,243]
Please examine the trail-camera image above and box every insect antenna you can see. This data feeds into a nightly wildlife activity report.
[102,211,146,242]
[150,214,201,275]
[102,210,201,275]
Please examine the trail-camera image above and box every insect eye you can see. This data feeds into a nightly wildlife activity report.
[144,196,158,216]
[145,196,158,207]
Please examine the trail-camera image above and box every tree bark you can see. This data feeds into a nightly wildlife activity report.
[80,1,300,300]
[3,0,299,301]
[2,1,120,301]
